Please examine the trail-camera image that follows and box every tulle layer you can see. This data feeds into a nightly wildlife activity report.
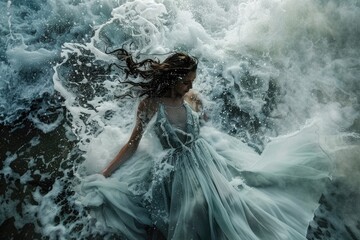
[80,123,332,240]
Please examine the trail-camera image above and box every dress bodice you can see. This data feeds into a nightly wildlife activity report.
[154,103,200,149]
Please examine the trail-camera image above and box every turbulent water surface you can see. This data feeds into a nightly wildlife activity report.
[1,0,360,239]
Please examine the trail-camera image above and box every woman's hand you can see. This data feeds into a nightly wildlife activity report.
[102,169,111,178]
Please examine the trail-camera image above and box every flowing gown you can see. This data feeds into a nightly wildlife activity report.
[81,103,332,240]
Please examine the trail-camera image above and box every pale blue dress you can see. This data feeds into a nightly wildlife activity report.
[81,103,332,240]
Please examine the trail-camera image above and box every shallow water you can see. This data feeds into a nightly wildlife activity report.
[1,0,359,239]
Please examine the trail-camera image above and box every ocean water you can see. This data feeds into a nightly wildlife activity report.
[1,0,359,239]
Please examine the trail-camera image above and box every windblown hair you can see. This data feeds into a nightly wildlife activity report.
[108,48,197,98]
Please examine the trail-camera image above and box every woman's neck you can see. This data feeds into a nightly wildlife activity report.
[159,96,184,107]
[170,96,184,102]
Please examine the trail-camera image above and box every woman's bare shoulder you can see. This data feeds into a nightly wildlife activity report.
[138,97,159,117]
[184,90,202,112]
[184,89,198,99]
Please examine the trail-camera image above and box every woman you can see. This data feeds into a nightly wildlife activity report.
[81,49,332,240]
[101,50,200,178]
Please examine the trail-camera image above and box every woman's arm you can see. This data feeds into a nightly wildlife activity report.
[101,99,156,177]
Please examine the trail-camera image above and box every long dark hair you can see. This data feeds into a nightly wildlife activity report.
[107,48,198,98]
